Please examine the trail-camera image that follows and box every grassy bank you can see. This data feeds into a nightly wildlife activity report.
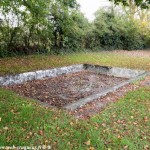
[0,51,150,76]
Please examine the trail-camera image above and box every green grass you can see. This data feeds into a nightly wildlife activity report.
[0,51,150,149]
[0,51,150,76]
[0,87,150,149]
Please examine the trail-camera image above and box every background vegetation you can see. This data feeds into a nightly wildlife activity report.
[0,0,150,57]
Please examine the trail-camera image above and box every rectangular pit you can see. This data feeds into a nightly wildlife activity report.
[1,64,149,110]
[5,70,127,107]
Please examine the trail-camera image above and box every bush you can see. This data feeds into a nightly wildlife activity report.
[85,8,150,50]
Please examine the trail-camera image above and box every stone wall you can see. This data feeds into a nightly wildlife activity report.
[0,64,147,86]
[83,64,146,78]
[0,65,84,86]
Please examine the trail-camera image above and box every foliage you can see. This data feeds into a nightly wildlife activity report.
[111,0,150,8]
[85,8,149,50]
[0,0,52,56]
[0,0,150,57]
[0,0,88,56]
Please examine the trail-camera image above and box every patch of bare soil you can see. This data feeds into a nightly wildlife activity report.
[70,75,150,119]
[5,71,127,107]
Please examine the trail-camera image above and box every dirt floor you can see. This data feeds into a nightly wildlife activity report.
[6,70,127,107]
[70,75,150,119]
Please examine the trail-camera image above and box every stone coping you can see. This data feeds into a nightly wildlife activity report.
[0,65,84,86]
[0,64,148,86]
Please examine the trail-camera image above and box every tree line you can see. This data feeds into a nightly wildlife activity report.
[0,0,150,57]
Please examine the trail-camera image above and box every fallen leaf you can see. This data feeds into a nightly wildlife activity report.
[87,147,95,150]
[38,130,44,136]
[29,132,33,136]
[144,117,148,122]
[84,140,91,146]
[144,145,149,150]
[102,123,106,127]
[70,122,74,126]
[3,127,9,130]
[124,145,128,149]
[117,135,121,139]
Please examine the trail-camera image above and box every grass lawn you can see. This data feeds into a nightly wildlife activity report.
[0,88,150,149]
[0,51,150,76]
[0,51,150,149]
